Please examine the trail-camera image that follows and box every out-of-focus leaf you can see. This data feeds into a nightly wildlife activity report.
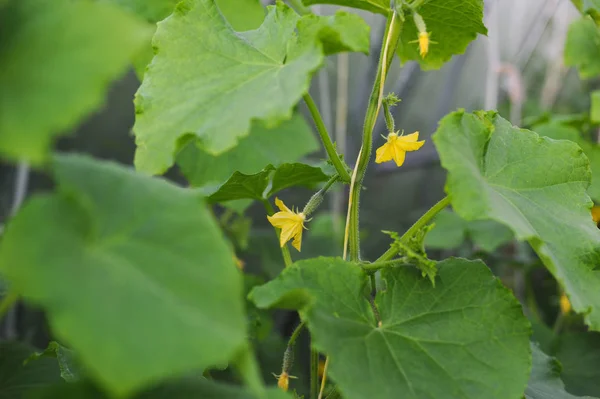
[26,342,82,383]
[565,17,600,79]
[0,341,62,399]
[0,155,246,397]
[0,0,150,163]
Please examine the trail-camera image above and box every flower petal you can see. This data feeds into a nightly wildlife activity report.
[274,197,292,213]
[392,143,406,167]
[398,140,425,152]
[399,132,420,142]
[375,142,394,164]
[291,227,303,251]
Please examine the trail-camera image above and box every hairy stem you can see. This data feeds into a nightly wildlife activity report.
[263,200,293,267]
[344,12,403,261]
[376,196,451,262]
[287,0,311,15]
[304,94,351,183]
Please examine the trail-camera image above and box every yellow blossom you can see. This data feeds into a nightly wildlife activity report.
[375,131,425,167]
[592,206,600,226]
[418,32,431,57]
[277,372,289,391]
[560,293,571,314]
[267,198,306,251]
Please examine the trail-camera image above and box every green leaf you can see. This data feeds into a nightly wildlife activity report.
[296,11,370,55]
[99,0,179,23]
[28,379,291,399]
[208,163,329,203]
[591,91,600,124]
[109,0,266,78]
[300,0,390,15]
[424,210,466,249]
[425,210,513,252]
[215,0,266,31]
[0,342,63,399]
[525,343,595,399]
[0,154,246,397]
[251,257,531,399]
[397,0,487,70]
[26,342,82,383]
[534,122,600,203]
[0,0,150,164]
[554,332,600,397]
[565,17,600,79]
[433,110,600,330]
[177,114,319,188]
[133,0,370,175]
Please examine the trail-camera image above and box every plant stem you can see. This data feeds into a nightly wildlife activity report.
[318,356,330,399]
[376,196,451,262]
[362,259,411,273]
[288,321,305,348]
[304,94,351,183]
[263,200,293,267]
[288,0,311,15]
[0,291,18,321]
[344,12,402,261]
[310,347,319,399]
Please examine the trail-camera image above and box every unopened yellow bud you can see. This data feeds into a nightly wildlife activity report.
[560,293,571,315]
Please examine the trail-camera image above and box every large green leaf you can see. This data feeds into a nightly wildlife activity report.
[0,342,63,399]
[251,257,531,399]
[534,122,600,202]
[397,0,487,70]
[425,209,513,252]
[133,0,370,175]
[433,110,600,330]
[301,0,390,15]
[525,343,595,399]
[0,155,246,397]
[208,163,329,203]
[105,0,265,77]
[177,114,319,188]
[565,17,600,79]
[0,0,149,164]
[28,379,291,399]
[554,332,600,397]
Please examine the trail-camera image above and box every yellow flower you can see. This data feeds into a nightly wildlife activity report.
[375,131,425,167]
[418,32,431,57]
[267,198,306,251]
[560,293,571,315]
[277,372,289,392]
[592,206,600,226]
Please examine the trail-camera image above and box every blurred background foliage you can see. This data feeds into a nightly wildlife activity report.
[1,0,600,397]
